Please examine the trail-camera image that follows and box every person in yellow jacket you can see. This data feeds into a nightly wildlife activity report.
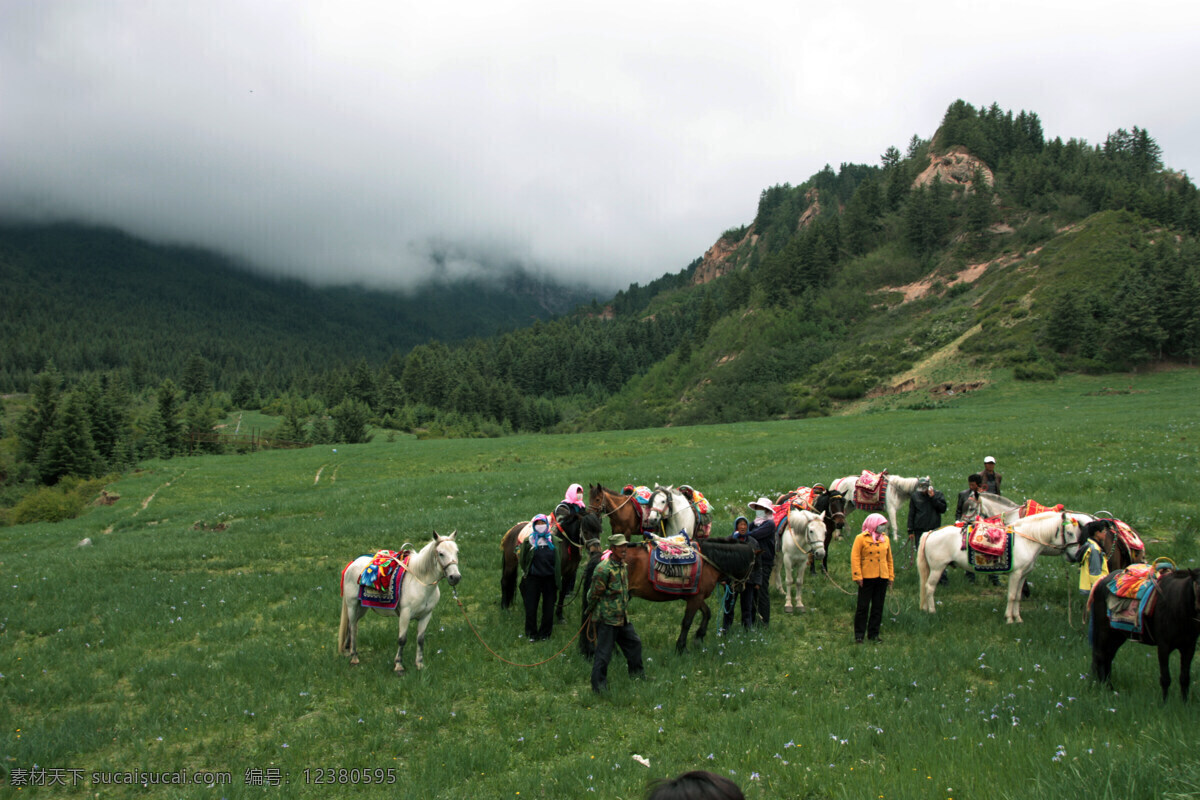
[851,513,895,644]
[1079,527,1109,595]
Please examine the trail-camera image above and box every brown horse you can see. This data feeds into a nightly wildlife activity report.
[500,512,602,619]
[1094,519,1146,572]
[1091,566,1200,701]
[579,537,756,656]
[587,483,644,537]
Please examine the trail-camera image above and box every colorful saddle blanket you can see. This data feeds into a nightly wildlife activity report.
[853,471,888,511]
[1110,562,1153,599]
[1018,499,1064,518]
[1104,564,1162,636]
[961,519,1013,573]
[679,485,711,514]
[648,536,702,594]
[1106,518,1145,553]
[357,549,410,610]
[965,517,1011,557]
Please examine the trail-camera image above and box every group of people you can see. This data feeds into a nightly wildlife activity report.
[520,459,1018,692]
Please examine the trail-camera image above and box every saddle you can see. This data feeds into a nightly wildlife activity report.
[358,549,411,609]
[961,517,1013,573]
[853,470,888,511]
[1105,518,1145,555]
[1018,499,1064,518]
[1104,563,1164,637]
[647,536,702,594]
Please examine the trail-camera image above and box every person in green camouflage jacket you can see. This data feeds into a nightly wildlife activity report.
[587,533,645,693]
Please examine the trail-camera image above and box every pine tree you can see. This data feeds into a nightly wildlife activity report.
[181,353,212,399]
[155,379,185,457]
[330,398,373,444]
[16,362,63,466]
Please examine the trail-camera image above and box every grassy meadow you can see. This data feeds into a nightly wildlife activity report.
[2,369,1199,799]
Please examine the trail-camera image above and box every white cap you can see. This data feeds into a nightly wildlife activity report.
[984,456,996,464]
[748,497,775,513]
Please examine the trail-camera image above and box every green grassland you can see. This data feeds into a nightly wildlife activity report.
[2,369,1199,799]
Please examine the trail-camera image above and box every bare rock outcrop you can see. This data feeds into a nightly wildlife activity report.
[912,146,994,191]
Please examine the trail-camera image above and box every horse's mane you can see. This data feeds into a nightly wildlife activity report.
[1014,511,1074,543]
[978,491,1019,510]
[698,537,756,578]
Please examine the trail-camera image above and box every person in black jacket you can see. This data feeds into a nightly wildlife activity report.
[907,477,948,585]
[747,497,777,628]
[720,517,757,632]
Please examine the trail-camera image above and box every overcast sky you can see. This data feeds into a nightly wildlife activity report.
[2,1,1198,293]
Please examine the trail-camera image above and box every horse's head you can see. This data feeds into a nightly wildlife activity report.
[1060,516,1090,564]
[807,514,828,560]
[643,486,674,530]
[432,530,461,586]
[587,484,609,515]
[826,491,847,535]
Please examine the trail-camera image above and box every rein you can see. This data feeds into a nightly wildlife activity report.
[450,586,592,667]
[591,489,635,521]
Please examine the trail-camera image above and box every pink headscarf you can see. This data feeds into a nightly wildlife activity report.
[863,513,889,542]
[563,483,584,507]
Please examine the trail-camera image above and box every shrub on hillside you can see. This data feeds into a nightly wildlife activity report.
[1013,361,1057,381]
[8,477,106,525]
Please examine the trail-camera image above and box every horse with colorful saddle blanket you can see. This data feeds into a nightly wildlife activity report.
[959,516,1014,572]
[354,549,411,609]
[853,470,888,511]
[647,535,702,594]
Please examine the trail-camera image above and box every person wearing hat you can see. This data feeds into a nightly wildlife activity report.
[907,476,948,585]
[851,513,894,643]
[982,457,1002,495]
[519,514,563,641]
[586,533,645,693]
[747,497,777,627]
[720,516,758,633]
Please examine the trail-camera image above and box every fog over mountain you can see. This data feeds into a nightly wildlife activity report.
[2,0,1197,292]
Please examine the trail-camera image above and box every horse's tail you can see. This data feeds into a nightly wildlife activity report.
[916,534,930,610]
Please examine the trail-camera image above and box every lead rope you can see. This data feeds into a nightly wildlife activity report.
[450,586,592,667]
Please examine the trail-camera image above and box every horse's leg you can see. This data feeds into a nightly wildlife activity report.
[782,556,794,612]
[1005,565,1031,623]
[1178,641,1195,702]
[556,557,579,622]
[394,608,413,675]
[694,598,711,642]
[1158,644,1175,701]
[414,611,435,671]
[676,602,699,653]
[794,564,806,612]
[347,603,367,666]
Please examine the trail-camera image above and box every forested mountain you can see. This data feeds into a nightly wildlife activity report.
[4,100,1200,497]
[0,223,594,394]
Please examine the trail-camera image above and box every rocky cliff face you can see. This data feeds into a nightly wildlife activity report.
[692,227,757,285]
[912,146,994,190]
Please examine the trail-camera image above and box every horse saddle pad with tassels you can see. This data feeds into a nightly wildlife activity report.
[1107,518,1146,554]
[648,536,702,595]
[1104,563,1161,636]
[358,549,410,609]
[1018,499,1064,518]
[853,471,888,511]
[962,517,1014,572]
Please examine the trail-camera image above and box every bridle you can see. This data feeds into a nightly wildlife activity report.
[589,486,634,520]
[788,511,826,556]
[400,539,460,586]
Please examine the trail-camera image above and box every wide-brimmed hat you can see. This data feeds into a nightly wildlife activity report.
[608,533,630,548]
[748,497,775,513]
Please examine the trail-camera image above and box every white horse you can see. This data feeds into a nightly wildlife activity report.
[959,491,1022,524]
[642,485,698,539]
[916,511,1091,623]
[775,509,828,612]
[830,473,924,542]
[338,531,461,674]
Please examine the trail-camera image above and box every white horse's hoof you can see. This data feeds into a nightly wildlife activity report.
[784,605,793,613]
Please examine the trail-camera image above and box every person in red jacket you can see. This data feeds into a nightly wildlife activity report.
[851,513,894,644]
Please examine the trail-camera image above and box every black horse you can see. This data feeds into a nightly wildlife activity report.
[1091,566,1200,701]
